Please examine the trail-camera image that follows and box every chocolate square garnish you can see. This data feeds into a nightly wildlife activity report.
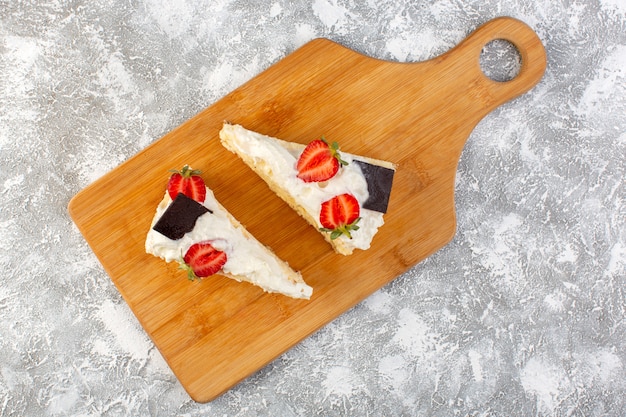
[353,160,395,213]
[152,193,212,240]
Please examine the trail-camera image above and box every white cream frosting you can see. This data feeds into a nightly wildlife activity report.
[145,189,312,299]
[220,124,385,252]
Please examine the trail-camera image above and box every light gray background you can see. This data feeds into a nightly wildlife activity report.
[1,0,625,416]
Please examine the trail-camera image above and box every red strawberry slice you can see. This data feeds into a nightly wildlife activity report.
[319,193,361,240]
[181,241,227,279]
[167,165,207,203]
[296,137,348,182]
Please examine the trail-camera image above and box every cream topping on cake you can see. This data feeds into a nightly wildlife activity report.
[220,124,385,252]
[146,188,312,299]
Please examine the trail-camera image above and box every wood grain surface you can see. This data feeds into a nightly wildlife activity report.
[68,17,546,402]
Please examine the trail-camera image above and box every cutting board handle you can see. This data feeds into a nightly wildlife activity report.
[445,16,547,109]
[382,16,548,162]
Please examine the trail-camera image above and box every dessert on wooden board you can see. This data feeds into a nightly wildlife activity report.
[219,123,396,256]
[145,165,312,299]
[66,18,548,402]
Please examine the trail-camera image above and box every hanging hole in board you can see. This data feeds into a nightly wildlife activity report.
[479,39,522,82]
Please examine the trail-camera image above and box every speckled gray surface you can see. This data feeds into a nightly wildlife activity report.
[1,0,625,416]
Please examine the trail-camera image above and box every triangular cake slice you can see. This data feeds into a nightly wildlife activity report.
[145,165,312,299]
[219,123,396,256]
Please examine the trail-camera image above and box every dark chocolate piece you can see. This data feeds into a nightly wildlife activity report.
[152,193,211,240]
[353,160,395,213]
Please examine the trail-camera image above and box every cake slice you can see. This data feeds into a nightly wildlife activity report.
[145,165,312,299]
[219,123,396,256]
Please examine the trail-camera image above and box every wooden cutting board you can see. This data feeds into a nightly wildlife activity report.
[68,17,546,402]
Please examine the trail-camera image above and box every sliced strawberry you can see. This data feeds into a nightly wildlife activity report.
[296,137,348,182]
[181,241,227,280]
[319,193,361,240]
[167,165,207,203]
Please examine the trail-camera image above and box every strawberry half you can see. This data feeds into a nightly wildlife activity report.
[296,137,348,182]
[167,165,206,203]
[319,193,361,240]
[181,241,227,280]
